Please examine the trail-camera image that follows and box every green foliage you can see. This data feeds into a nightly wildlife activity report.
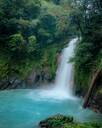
[70,0,102,92]
[0,0,73,81]
[9,33,25,51]
[0,0,41,19]
[0,56,9,79]
[40,115,102,128]
[73,40,94,89]
[41,46,58,78]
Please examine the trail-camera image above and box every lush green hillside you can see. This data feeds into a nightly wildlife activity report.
[0,0,74,85]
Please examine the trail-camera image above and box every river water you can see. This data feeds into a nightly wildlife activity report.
[0,89,102,128]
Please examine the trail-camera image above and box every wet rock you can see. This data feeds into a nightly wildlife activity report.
[26,69,53,87]
[0,80,10,90]
[0,68,54,90]
[0,77,24,90]
[39,121,49,128]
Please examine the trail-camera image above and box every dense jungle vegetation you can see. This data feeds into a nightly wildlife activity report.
[0,0,102,127]
[72,0,102,93]
[0,0,75,81]
[0,0,102,108]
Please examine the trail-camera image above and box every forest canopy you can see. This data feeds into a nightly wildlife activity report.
[0,0,75,80]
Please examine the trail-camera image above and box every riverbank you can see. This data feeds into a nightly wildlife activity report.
[39,114,102,128]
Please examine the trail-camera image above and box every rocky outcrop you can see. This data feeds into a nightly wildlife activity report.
[25,53,61,88]
[89,93,102,113]
[0,77,24,90]
[0,76,25,90]
[39,114,73,128]
[0,68,54,90]
[26,68,53,88]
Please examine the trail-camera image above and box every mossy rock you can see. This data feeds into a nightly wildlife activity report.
[39,114,102,128]
[39,114,73,128]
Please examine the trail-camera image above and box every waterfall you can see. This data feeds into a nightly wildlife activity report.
[39,38,78,100]
[54,38,78,97]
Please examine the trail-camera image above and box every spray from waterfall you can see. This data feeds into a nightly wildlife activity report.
[39,38,78,99]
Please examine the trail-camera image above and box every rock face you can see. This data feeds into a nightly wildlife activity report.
[0,69,54,90]
[26,53,61,87]
[26,68,53,88]
[0,77,24,90]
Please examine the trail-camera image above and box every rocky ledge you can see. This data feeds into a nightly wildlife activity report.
[0,69,53,90]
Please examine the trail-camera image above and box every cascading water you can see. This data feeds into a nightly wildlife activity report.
[39,38,78,99]
[54,38,78,97]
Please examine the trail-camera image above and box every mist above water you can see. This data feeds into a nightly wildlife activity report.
[38,38,78,100]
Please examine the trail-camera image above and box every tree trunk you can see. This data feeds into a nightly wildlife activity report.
[83,69,101,108]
